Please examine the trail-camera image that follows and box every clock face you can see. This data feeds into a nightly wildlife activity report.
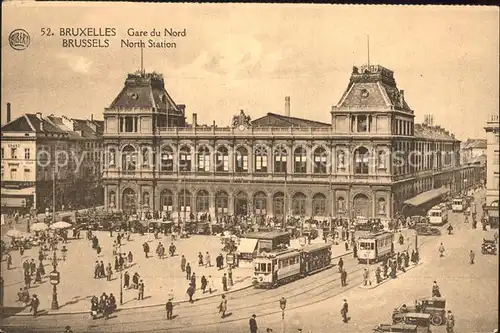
[238,125,245,131]
[360,89,369,98]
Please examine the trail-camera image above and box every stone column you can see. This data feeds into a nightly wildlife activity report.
[209,190,216,220]
[267,192,273,218]
[104,185,108,210]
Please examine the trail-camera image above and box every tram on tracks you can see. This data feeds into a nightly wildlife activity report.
[357,231,394,264]
[252,243,332,288]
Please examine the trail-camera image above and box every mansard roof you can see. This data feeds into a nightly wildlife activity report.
[108,71,182,114]
[414,123,457,141]
[334,65,413,113]
[251,112,330,128]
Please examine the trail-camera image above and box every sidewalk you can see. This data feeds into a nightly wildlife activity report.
[358,262,423,289]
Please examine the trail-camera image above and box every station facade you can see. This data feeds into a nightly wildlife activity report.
[101,65,478,221]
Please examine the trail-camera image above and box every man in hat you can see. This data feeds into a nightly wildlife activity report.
[30,294,40,317]
[249,314,258,333]
[432,281,441,297]
[469,250,475,265]
[446,310,455,332]
[341,299,349,323]
[166,298,174,319]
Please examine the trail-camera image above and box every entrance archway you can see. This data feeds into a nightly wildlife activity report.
[353,193,370,217]
[234,191,248,216]
[122,188,137,214]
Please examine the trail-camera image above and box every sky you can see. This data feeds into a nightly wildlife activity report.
[1,3,498,140]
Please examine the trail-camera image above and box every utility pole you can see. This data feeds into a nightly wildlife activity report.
[52,167,56,224]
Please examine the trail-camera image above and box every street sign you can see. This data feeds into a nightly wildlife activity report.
[49,271,60,285]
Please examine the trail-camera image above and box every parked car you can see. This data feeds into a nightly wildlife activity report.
[482,238,497,255]
[393,297,446,326]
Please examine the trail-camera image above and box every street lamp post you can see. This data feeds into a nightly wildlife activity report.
[279,297,287,333]
[119,244,123,305]
[53,168,57,224]
[49,250,60,310]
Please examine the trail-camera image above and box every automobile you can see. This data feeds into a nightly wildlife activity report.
[372,323,418,333]
[393,297,446,326]
[414,223,441,236]
[408,216,427,229]
[482,238,497,255]
[392,313,431,332]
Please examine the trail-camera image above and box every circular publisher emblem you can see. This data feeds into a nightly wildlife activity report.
[9,29,30,51]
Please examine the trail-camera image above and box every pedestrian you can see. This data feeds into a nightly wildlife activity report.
[186,263,191,280]
[249,314,258,333]
[30,294,40,317]
[166,298,174,319]
[363,269,369,286]
[20,245,25,257]
[64,325,73,333]
[99,261,105,278]
[34,266,42,283]
[432,281,441,297]
[138,280,145,300]
[205,251,211,267]
[218,294,227,318]
[132,272,140,289]
[352,243,357,258]
[338,257,344,273]
[94,261,99,279]
[6,253,12,270]
[438,242,445,257]
[344,240,349,252]
[446,310,455,333]
[114,256,120,272]
[469,250,475,264]
[341,269,347,287]
[30,259,36,276]
[169,243,176,257]
[186,283,195,303]
[143,242,150,258]
[106,263,113,281]
[24,273,31,289]
[191,273,196,290]
[208,275,214,293]
[119,254,125,270]
[181,255,186,272]
[124,271,130,289]
[341,299,349,323]
[201,275,208,293]
[198,252,204,266]
[127,251,133,264]
[447,224,453,235]
[494,230,499,244]
[222,273,228,292]
[227,265,233,286]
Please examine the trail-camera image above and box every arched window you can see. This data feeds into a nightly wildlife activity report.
[121,145,137,171]
[179,146,191,172]
[312,193,326,216]
[354,147,369,174]
[254,192,267,215]
[196,190,210,212]
[292,192,306,216]
[216,146,229,172]
[215,191,229,215]
[122,188,136,213]
[274,145,287,173]
[198,146,211,172]
[160,189,173,211]
[313,147,327,174]
[254,146,268,173]
[108,148,116,167]
[273,192,285,216]
[178,190,192,213]
[160,146,174,172]
[235,147,248,173]
[294,147,307,173]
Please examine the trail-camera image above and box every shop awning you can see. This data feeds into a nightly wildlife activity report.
[237,238,258,254]
[1,187,36,196]
[403,187,449,207]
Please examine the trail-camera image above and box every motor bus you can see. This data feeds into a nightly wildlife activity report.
[357,231,394,264]
[427,205,448,225]
[451,198,465,212]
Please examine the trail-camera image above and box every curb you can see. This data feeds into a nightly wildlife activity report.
[358,262,423,290]
[8,282,255,317]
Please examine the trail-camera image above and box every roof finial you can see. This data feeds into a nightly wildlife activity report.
[140,45,144,75]
[367,35,370,67]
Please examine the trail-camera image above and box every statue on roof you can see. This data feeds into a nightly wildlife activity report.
[231,109,252,129]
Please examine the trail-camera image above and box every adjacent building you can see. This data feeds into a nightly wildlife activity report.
[484,114,499,227]
[102,65,477,222]
[1,104,104,214]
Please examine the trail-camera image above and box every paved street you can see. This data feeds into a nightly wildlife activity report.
[1,190,497,333]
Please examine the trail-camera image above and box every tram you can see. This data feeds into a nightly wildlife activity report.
[357,231,394,264]
[252,243,332,288]
[427,204,448,225]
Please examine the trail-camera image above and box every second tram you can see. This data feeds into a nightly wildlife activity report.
[357,231,394,264]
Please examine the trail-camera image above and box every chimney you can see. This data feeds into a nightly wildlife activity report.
[213,120,216,128]
[91,113,94,121]
[6,103,11,123]
[40,121,44,132]
[36,112,42,120]
[285,96,290,117]
[399,90,405,106]
[192,113,197,127]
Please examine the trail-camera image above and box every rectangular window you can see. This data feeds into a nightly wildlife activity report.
[11,148,17,159]
[24,168,30,181]
[24,148,30,160]
[10,168,17,179]
[494,152,499,166]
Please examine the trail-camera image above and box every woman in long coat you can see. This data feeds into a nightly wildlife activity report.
[218,295,227,318]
